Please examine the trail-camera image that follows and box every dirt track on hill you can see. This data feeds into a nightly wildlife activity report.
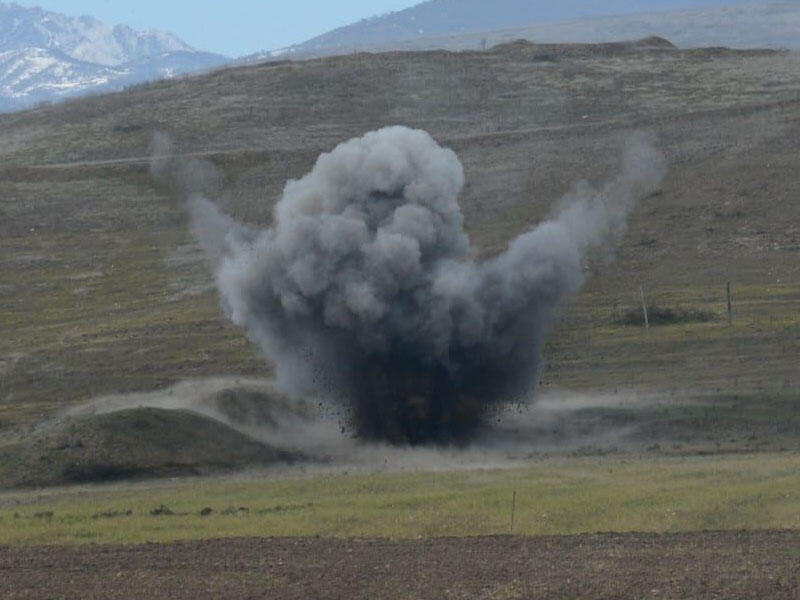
[2,531,799,599]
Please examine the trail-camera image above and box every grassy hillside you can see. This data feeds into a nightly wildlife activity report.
[1,39,799,434]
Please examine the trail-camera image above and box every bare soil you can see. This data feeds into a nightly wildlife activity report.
[2,531,799,599]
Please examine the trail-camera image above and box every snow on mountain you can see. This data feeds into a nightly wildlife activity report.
[0,3,228,111]
[0,47,119,97]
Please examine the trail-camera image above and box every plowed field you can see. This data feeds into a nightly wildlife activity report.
[3,531,799,599]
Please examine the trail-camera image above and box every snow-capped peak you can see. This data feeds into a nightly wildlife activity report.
[0,2,194,66]
[0,3,227,112]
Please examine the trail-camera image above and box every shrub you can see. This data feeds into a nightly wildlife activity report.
[615,305,717,326]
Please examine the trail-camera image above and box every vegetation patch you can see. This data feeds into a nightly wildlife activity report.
[615,305,718,327]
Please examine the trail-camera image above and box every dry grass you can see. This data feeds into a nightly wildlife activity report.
[2,452,800,545]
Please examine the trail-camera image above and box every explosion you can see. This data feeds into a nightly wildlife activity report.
[171,126,665,444]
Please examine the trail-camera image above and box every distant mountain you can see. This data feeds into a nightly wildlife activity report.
[287,0,800,57]
[465,1,800,51]
[0,3,228,111]
[288,0,750,54]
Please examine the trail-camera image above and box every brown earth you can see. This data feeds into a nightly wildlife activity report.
[2,531,799,599]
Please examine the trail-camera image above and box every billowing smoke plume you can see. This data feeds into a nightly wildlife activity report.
[169,126,665,444]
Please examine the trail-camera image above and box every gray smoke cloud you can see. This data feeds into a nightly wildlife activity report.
[174,126,665,444]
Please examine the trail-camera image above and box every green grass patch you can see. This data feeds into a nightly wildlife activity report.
[2,452,800,546]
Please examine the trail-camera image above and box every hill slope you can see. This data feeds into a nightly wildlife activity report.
[0,39,798,437]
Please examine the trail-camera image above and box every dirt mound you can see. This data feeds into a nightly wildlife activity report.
[635,36,676,49]
[64,378,316,432]
[0,407,299,488]
[686,46,780,58]
[490,36,677,59]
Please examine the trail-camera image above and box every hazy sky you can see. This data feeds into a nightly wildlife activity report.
[12,1,421,57]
